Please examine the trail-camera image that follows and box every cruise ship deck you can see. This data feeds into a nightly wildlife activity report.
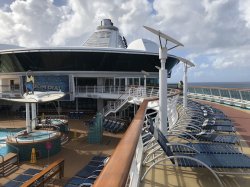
[1,97,250,187]
[1,18,250,187]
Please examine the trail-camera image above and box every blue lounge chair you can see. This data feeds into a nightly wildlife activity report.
[76,165,103,178]
[23,168,41,175]
[65,176,94,186]
[142,126,250,187]
[13,174,33,182]
[4,180,23,187]
[179,132,239,144]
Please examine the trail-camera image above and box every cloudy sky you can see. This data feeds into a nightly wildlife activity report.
[0,0,249,83]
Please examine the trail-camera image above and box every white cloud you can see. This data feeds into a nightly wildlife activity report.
[200,63,209,68]
[0,0,249,82]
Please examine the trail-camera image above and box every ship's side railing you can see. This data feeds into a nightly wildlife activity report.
[188,86,250,109]
[93,89,180,187]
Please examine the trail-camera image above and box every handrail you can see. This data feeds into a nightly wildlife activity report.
[93,97,158,187]
[188,86,250,108]
[7,131,60,144]
[5,143,19,165]
[0,154,4,175]
[102,87,131,116]
[21,158,64,187]
[189,86,250,91]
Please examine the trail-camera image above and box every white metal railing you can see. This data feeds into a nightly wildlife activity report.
[125,136,143,187]
[76,86,127,95]
[188,87,250,108]
[101,87,180,117]
[126,92,180,187]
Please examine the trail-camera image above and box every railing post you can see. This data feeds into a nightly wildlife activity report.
[218,89,221,97]
[239,90,243,102]
[228,90,232,101]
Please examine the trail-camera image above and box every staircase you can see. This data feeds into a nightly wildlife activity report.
[0,153,19,176]
[103,94,131,117]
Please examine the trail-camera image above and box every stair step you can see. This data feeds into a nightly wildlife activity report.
[2,164,19,176]
[0,152,19,176]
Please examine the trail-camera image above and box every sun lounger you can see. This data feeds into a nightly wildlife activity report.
[65,176,94,186]
[142,125,250,187]
[4,180,23,187]
[13,174,33,182]
[179,132,239,144]
[23,168,41,175]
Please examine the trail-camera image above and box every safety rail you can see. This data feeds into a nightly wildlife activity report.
[94,89,180,187]
[21,158,64,187]
[76,85,127,95]
[94,98,157,187]
[101,87,176,117]
[6,131,60,144]
[0,144,19,177]
[188,86,250,108]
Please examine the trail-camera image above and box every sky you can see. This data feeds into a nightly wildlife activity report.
[0,0,249,83]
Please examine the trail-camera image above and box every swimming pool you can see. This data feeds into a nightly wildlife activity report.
[0,128,24,156]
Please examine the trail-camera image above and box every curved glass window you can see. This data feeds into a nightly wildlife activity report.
[0,51,178,73]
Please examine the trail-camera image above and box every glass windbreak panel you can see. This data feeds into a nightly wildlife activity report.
[0,52,178,73]
[220,90,230,97]
[196,88,203,94]
[230,90,241,99]
[203,88,211,95]
[211,89,220,96]
[241,91,250,101]
[188,87,195,93]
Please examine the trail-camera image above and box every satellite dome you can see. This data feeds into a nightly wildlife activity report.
[127,38,158,53]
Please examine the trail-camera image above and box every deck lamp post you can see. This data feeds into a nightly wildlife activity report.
[144,26,184,134]
[177,57,195,108]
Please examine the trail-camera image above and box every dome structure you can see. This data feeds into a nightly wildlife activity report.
[127,38,158,53]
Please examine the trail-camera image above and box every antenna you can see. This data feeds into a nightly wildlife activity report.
[177,56,195,67]
[143,26,184,49]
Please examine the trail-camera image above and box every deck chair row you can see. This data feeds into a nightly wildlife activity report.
[64,155,109,187]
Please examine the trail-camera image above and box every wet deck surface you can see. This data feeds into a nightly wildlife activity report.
[141,100,250,187]
[0,119,122,186]
[1,101,250,187]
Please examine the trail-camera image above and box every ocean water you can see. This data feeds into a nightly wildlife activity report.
[188,82,250,89]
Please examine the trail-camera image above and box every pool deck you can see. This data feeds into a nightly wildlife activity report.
[1,101,250,186]
[0,118,122,186]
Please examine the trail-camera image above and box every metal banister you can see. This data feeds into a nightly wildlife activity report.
[93,97,158,187]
